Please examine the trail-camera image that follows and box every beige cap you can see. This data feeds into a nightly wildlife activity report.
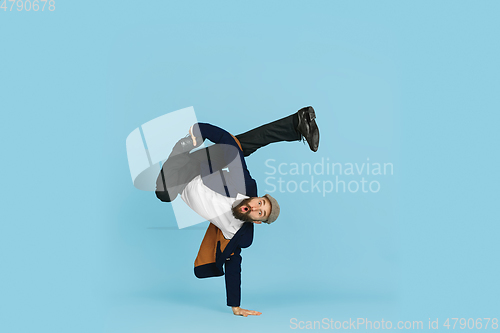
[263,194,280,224]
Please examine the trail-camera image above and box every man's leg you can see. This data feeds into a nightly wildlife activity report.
[155,142,201,202]
[235,113,300,157]
[236,107,319,157]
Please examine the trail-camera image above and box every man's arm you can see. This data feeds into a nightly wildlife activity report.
[190,122,257,197]
[224,252,261,316]
[190,123,241,150]
[189,125,198,146]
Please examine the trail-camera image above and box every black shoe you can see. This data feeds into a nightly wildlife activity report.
[296,106,319,152]
[156,189,176,202]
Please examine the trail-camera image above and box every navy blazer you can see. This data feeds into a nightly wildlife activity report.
[191,123,257,307]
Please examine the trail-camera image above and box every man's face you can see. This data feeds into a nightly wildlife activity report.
[231,197,272,224]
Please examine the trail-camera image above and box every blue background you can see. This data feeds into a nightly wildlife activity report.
[1,1,499,332]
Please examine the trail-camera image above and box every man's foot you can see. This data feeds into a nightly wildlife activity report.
[296,106,320,152]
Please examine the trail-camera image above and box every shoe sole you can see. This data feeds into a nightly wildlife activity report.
[299,106,319,152]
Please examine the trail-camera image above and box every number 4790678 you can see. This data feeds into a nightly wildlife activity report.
[1,0,55,11]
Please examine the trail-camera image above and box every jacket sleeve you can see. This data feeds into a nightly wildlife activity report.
[224,250,242,307]
[192,123,241,151]
[193,122,258,197]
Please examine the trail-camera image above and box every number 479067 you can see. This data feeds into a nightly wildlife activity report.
[1,0,56,11]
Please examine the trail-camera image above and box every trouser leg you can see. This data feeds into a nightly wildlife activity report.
[235,113,301,157]
[155,140,236,202]
[155,146,200,202]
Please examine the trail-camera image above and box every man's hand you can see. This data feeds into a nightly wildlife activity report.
[232,306,262,317]
[189,125,197,147]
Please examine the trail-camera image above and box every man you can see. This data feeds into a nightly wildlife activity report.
[155,106,319,316]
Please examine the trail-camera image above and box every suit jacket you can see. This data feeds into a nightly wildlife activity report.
[190,123,257,307]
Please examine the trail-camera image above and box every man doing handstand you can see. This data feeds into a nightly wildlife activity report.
[155,106,320,316]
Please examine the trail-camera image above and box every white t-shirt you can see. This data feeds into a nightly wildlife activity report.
[180,175,249,239]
